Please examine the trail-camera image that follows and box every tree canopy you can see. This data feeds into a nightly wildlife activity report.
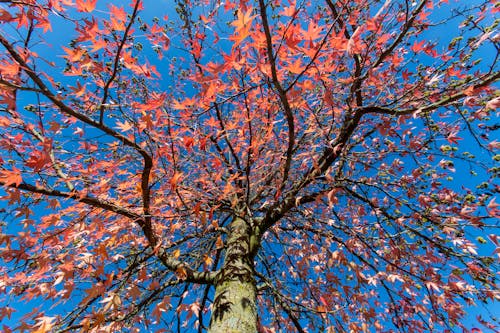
[0,0,499,332]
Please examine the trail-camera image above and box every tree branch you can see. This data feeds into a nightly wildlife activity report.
[258,0,295,187]
[1,181,141,220]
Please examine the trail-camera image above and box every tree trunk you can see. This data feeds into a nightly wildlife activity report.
[208,217,258,333]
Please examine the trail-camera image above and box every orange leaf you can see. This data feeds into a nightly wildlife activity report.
[216,235,224,249]
[287,57,304,74]
[230,7,256,32]
[203,254,213,266]
[109,4,127,30]
[109,4,127,22]
[302,22,323,41]
[91,38,107,52]
[76,0,97,12]
[61,46,86,62]
[170,172,182,191]
[175,266,187,280]
[115,120,133,132]
[0,167,22,187]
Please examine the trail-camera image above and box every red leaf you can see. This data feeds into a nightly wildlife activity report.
[0,167,22,187]
[411,40,425,53]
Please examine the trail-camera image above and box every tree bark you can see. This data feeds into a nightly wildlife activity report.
[208,217,258,333]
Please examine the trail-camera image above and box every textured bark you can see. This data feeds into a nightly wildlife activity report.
[208,217,258,333]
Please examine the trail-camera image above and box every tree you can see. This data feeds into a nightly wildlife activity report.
[0,0,498,331]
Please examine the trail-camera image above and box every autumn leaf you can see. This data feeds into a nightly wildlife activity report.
[0,307,15,321]
[282,2,297,17]
[69,81,86,98]
[115,120,134,132]
[0,167,22,187]
[32,317,55,333]
[76,0,97,13]
[485,96,500,110]
[302,22,323,41]
[109,4,127,30]
[0,9,13,22]
[35,18,52,33]
[486,198,499,218]
[446,131,462,145]
[25,139,53,172]
[203,254,213,266]
[216,235,224,249]
[183,136,194,150]
[61,46,86,62]
[231,7,256,32]
[91,38,107,52]
[229,7,256,46]
[411,40,425,53]
[175,266,187,280]
[286,57,305,74]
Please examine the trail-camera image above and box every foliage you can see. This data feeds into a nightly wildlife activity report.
[0,0,499,332]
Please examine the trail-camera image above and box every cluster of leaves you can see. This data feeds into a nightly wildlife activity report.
[0,0,499,332]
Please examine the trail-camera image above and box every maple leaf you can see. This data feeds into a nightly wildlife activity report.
[91,38,107,52]
[35,18,52,33]
[0,167,22,187]
[0,9,13,22]
[61,47,86,62]
[286,57,305,74]
[32,317,55,333]
[446,131,462,145]
[108,4,127,31]
[173,99,188,110]
[76,0,97,12]
[25,139,53,172]
[486,198,499,218]
[183,136,194,150]
[0,60,20,76]
[128,285,142,300]
[411,40,426,53]
[216,236,224,249]
[115,120,134,132]
[0,307,15,321]
[485,96,500,110]
[282,2,297,17]
[231,7,256,32]
[69,81,86,97]
[425,281,441,292]
[302,22,323,41]
[5,189,21,204]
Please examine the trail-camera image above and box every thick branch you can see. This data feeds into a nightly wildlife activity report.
[372,0,428,69]
[360,71,500,116]
[259,69,498,233]
[1,180,217,284]
[258,0,295,186]
[1,181,141,220]
[259,111,363,233]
